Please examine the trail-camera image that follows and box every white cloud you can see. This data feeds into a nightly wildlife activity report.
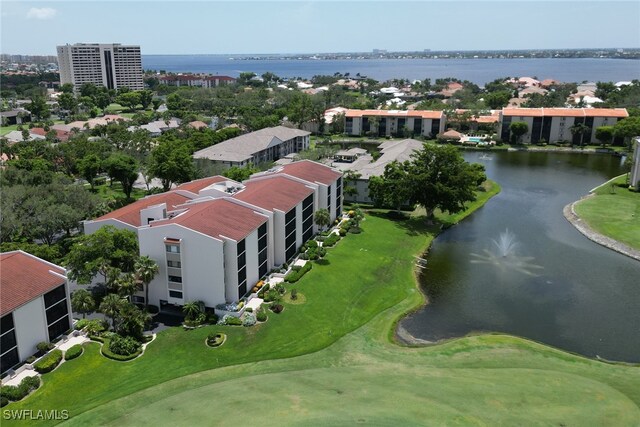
[26,7,57,20]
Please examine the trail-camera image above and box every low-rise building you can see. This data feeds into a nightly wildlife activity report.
[332,139,424,204]
[193,126,310,169]
[344,109,445,138]
[631,137,640,191]
[0,109,31,125]
[1,251,71,374]
[499,108,628,144]
[158,74,236,88]
[81,161,342,312]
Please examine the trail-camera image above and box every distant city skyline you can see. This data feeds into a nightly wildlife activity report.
[1,1,639,55]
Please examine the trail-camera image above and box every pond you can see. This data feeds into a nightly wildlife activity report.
[400,151,640,363]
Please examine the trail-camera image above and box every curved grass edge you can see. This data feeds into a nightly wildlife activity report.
[565,174,640,261]
[386,179,502,346]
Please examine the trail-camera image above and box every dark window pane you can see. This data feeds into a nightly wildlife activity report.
[47,316,70,341]
[44,285,66,307]
[46,300,69,325]
[169,290,183,299]
[1,347,19,374]
[1,314,14,335]
[1,330,17,352]
[237,239,245,255]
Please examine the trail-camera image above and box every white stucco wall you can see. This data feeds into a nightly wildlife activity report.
[83,218,138,235]
[13,298,48,360]
[138,224,226,308]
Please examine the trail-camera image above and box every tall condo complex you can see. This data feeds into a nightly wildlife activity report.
[56,43,144,91]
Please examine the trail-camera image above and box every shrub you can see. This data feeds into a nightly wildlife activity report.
[25,356,37,364]
[206,333,225,347]
[224,315,243,326]
[307,239,318,248]
[339,228,347,236]
[285,262,312,283]
[291,289,298,300]
[0,376,40,403]
[270,304,283,314]
[275,283,286,295]
[242,312,257,327]
[34,349,62,374]
[245,307,253,313]
[108,335,141,356]
[84,319,107,336]
[323,234,341,247]
[307,247,319,260]
[74,319,90,330]
[349,226,362,234]
[36,341,53,354]
[0,397,8,407]
[256,309,268,322]
[263,289,281,303]
[317,247,327,258]
[64,344,83,361]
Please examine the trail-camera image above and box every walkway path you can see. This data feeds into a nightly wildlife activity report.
[563,196,640,262]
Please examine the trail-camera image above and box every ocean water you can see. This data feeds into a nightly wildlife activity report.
[142,56,640,85]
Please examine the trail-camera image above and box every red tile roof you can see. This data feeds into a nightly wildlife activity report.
[30,127,71,141]
[175,176,228,194]
[345,109,443,119]
[94,192,191,227]
[278,160,342,186]
[1,251,66,315]
[234,175,314,212]
[150,199,267,241]
[188,121,209,129]
[583,108,628,118]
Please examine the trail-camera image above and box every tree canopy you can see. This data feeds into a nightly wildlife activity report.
[65,226,139,284]
[369,144,486,220]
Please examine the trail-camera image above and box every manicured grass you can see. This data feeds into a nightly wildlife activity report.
[0,124,19,136]
[90,181,147,202]
[575,175,640,250]
[6,182,640,426]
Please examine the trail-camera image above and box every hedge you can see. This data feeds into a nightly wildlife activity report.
[0,376,40,404]
[285,262,312,283]
[64,344,84,361]
[323,233,341,247]
[101,338,142,361]
[34,349,63,374]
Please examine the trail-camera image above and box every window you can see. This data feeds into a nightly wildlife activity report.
[167,260,181,268]
[132,296,145,304]
[44,285,66,308]
[47,316,69,342]
[168,275,182,283]
[165,244,180,253]
[1,314,14,335]
[169,290,183,299]
[46,300,69,326]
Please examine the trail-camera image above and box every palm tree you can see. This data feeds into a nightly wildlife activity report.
[71,289,95,319]
[182,301,202,321]
[116,273,137,302]
[314,208,331,231]
[100,294,125,330]
[134,256,159,308]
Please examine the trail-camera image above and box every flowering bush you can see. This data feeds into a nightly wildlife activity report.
[242,312,257,327]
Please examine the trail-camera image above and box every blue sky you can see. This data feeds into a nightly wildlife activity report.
[1,1,639,55]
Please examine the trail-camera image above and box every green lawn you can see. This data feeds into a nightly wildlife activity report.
[575,174,640,250]
[0,124,19,136]
[5,180,640,426]
[90,181,147,202]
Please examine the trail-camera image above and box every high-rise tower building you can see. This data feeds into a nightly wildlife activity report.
[56,43,144,91]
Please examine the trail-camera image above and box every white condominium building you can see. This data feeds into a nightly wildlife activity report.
[57,43,144,91]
